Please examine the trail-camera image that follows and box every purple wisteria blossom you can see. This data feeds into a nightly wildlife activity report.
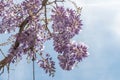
[37,53,55,77]
[0,0,42,33]
[0,0,24,33]
[51,6,82,38]
[51,6,83,53]
[58,41,88,70]
[21,0,42,15]
[51,6,88,70]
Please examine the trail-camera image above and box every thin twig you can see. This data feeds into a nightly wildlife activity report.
[35,0,48,16]
[32,57,35,80]
[7,63,10,80]
[44,3,52,36]
[0,67,4,75]
[68,0,82,14]
[47,0,65,5]
[0,49,6,57]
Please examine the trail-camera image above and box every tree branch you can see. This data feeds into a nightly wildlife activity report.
[0,16,30,71]
[0,0,50,73]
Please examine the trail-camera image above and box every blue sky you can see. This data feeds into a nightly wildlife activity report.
[0,0,120,80]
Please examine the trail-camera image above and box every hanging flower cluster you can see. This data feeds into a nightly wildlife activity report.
[51,6,88,70]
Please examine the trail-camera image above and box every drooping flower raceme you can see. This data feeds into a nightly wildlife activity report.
[51,6,88,70]
[58,41,88,70]
[51,6,82,53]
[37,53,56,77]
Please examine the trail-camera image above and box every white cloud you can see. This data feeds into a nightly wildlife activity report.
[74,0,120,7]
[111,13,120,37]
